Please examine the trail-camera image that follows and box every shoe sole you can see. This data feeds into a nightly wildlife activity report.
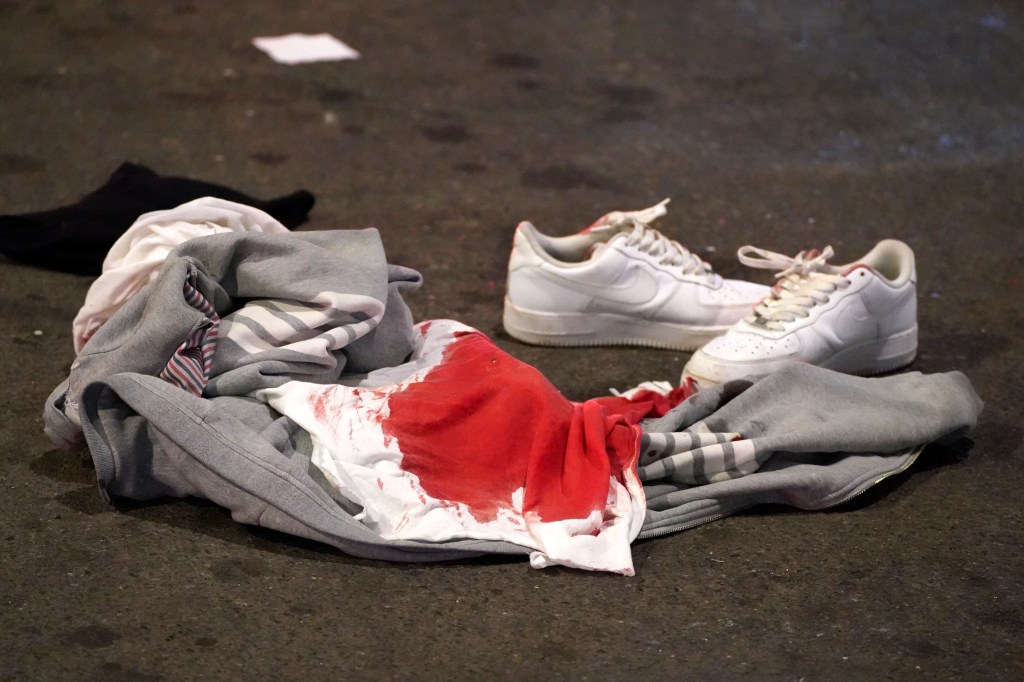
[503,298,731,351]
[682,325,919,385]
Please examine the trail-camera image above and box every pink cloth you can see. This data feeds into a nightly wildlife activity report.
[72,197,288,353]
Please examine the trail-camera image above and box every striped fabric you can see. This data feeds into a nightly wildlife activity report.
[159,274,219,396]
[217,298,373,356]
[637,422,766,485]
[210,292,383,380]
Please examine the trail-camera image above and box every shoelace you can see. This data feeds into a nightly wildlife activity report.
[597,199,713,278]
[737,245,850,330]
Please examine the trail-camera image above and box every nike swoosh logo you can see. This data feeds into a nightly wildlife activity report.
[827,295,877,347]
[539,265,661,306]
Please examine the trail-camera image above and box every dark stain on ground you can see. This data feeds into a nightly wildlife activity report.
[598,82,659,105]
[161,90,226,107]
[521,163,614,190]
[420,124,473,143]
[980,607,1024,631]
[453,161,487,174]
[15,73,58,87]
[903,638,945,657]
[54,486,109,516]
[599,108,649,124]
[287,601,321,616]
[92,662,166,682]
[0,153,45,174]
[488,52,541,70]
[319,88,355,104]
[107,10,134,24]
[343,124,365,135]
[210,556,269,582]
[31,448,96,485]
[250,152,290,166]
[63,624,120,649]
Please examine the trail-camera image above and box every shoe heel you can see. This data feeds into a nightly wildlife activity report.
[502,299,593,346]
[869,324,919,373]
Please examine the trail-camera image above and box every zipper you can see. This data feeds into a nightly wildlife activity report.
[635,445,924,540]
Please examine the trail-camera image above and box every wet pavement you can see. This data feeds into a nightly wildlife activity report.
[2,1,1022,679]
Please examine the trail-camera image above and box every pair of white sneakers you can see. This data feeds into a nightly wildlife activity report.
[503,200,918,385]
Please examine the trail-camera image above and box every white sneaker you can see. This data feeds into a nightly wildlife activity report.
[502,200,770,350]
[682,240,918,385]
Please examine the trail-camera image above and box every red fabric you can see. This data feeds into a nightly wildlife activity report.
[590,380,696,421]
[382,331,691,524]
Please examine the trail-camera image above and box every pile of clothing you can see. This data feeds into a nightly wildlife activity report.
[15,175,981,575]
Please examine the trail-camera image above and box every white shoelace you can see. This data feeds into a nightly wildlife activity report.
[597,199,713,278]
[737,245,850,330]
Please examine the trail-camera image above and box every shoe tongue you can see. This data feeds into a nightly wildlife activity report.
[585,210,618,230]
[588,229,630,258]
[589,239,612,259]
[583,220,625,236]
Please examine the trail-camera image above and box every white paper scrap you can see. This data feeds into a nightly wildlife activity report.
[252,33,360,65]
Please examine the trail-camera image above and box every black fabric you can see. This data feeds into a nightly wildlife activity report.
[0,163,316,275]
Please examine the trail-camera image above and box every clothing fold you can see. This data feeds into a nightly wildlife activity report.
[42,206,984,574]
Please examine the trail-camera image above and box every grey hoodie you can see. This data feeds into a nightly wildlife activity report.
[43,230,983,570]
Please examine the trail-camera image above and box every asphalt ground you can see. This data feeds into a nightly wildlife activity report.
[2,2,1022,679]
